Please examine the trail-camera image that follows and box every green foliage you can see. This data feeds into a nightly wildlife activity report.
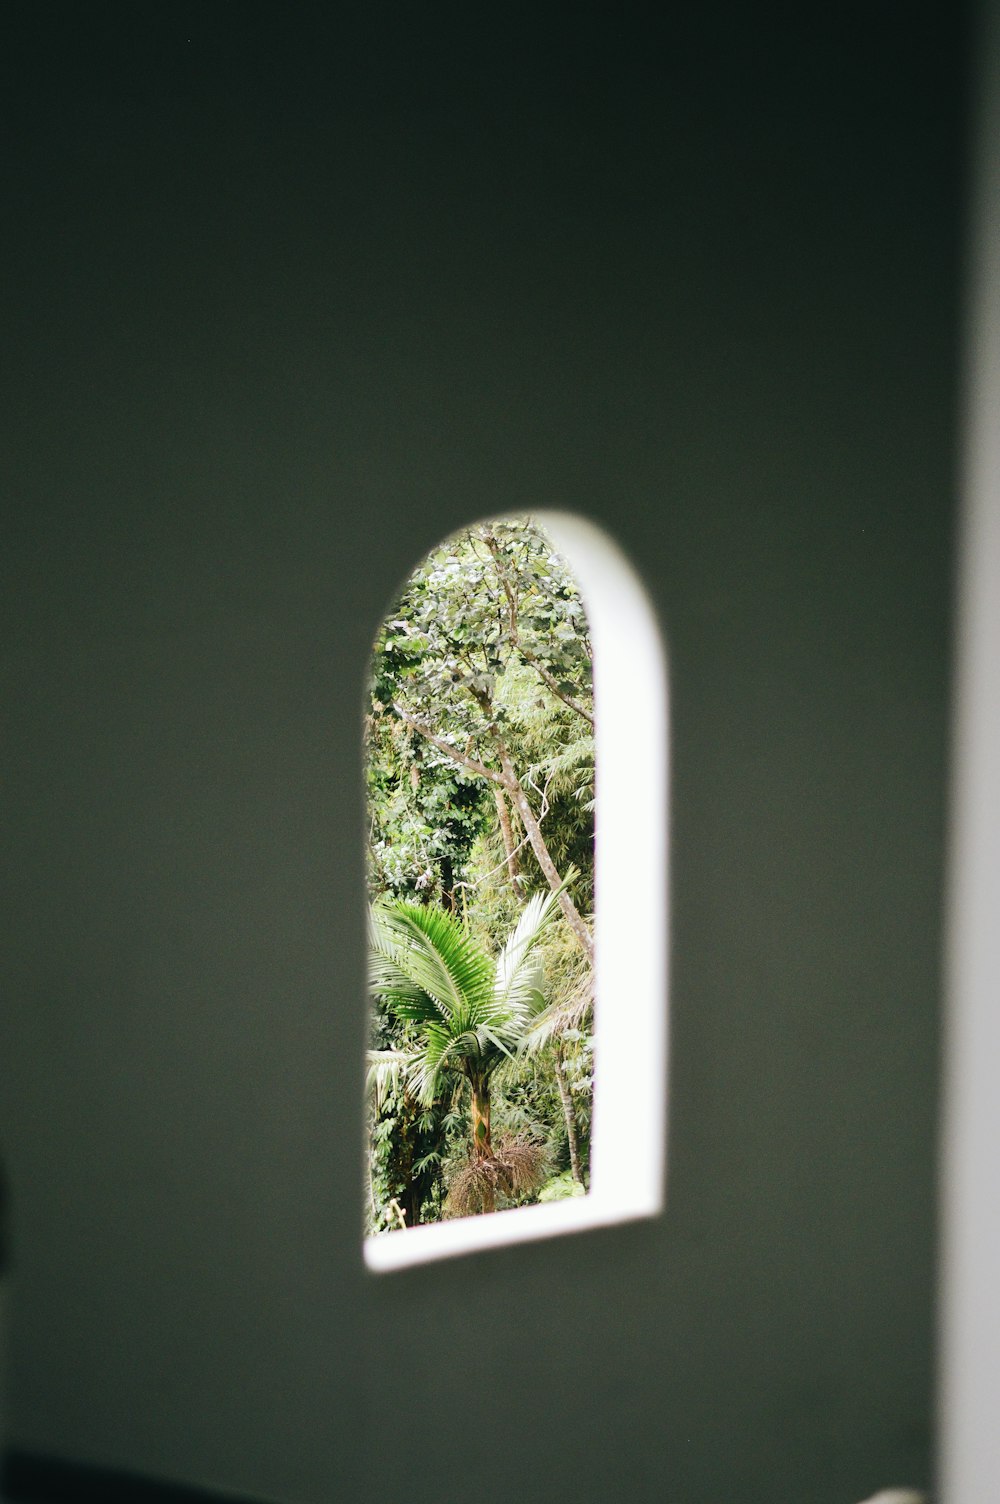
[365,1058,460,1233]
[372,519,591,747]
[364,515,596,1229]
[538,1170,587,1203]
[365,713,487,904]
[367,517,593,913]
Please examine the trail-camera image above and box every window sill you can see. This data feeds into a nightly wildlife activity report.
[364,1188,659,1272]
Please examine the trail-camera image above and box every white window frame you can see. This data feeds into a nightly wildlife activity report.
[364,510,669,1272]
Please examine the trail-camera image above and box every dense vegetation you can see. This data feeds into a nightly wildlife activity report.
[365,516,595,1231]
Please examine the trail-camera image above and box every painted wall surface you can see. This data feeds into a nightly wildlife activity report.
[0,7,966,1503]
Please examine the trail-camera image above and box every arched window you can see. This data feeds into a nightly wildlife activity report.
[364,512,668,1271]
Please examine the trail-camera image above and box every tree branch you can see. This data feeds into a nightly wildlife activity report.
[520,646,595,729]
[391,703,505,785]
[493,736,594,962]
[482,532,594,729]
[493,786,521,887]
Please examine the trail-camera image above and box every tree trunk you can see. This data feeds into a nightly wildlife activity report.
[497,747,594,962]
[554,1045,585,1188]
[395,699,594,961]
[469,1076,493,1159]
[402,1177,422,1229]
[469,1074,495,1213]
[493,786,520,888]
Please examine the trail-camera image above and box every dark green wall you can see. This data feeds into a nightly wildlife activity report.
[0,6,966,1501]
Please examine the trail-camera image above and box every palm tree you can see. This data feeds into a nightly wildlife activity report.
[368,889,562,1216]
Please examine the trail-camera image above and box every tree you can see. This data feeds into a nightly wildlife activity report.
[370,518,595,957]
[368,889,563,1215]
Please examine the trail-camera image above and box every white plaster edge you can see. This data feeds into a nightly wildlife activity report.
[364,509,669,1272]
[365,1190,660,1271]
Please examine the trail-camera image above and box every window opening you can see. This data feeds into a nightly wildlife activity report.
[364,512,667,1270]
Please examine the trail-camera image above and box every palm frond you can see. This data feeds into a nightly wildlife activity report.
[443,1135,549,1218]
[369,886,587,1111]
[519,984,593,1054]
[493,887,563,1025]
[527,734,594,787]
[365,1048,418,1112]
[368,906,441,1026]
[372,900,495,1025]
[408,1020,459,1105]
